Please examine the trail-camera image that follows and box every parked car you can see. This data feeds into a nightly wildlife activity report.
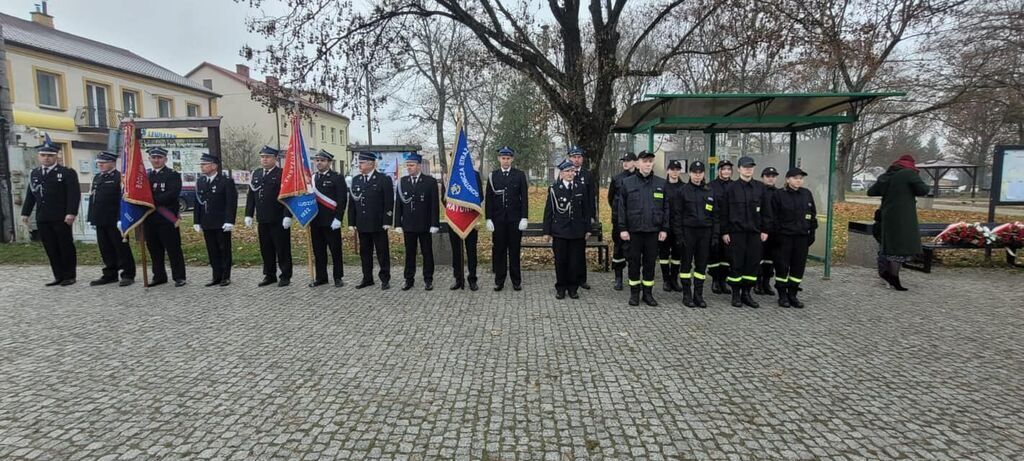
[850,180,866,191]
[179,185,196,212]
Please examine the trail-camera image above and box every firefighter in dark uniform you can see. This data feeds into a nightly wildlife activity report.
[659,160,685,292]
[755,166,780,296]
[87,151,135,286]
[770,167,817,308]
[719,156,772,308]
[543,159,591,299]
[670,160,716,308]
[608,152,636,290]
[395,153,440,291]
[244,146,293,287]
[485,146,529,291]
[193,154,238,287]
[707,159,733,294]
[309,150,348,287]
[348,152,395,289]
[616,150,669,307]
[447,172,483,291]
[145,147,187,287]
[567,146,596,290]
[20,139,81,286]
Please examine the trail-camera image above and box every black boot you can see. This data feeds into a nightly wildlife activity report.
[661,264,673,292]
[670,265,683,292]
[711,276,723,294]
[760,263,775,295]
[887,261,908,291]
[788,286,805,308]
[693,280,707,308]
[681,280,694,307]
[642,286,658,307]
[628,286,640,306]
[719,278,732,294]
[777,284,791,308]
[741,287,760,308]
[613,267,624,291]
[731,286,743,307]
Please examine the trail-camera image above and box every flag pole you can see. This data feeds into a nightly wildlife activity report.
[137,226,149,287]
[305,225,315,280]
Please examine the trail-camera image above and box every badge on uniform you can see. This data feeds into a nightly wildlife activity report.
[653,192,664,199]
[805,214,813,220]
[705,204,714,211]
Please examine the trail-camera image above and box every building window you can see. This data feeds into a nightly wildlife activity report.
[331,127,336,144]
[157,97,173,117]
[35,70,62,109]
[187,103,201,117]
[122,90,140,117]
[309,120,315,139]
[202,79,213,90]
[321,125,326,142]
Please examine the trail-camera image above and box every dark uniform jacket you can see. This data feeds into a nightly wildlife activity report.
[615,172,670,233]
[21,164,81,222]
[771,186,818,236]
[572,167,598,221]
[194,173,238,229]
[543,180,591,239]
[670,181,718,235]
[664,179,685,232]
[709,178,731,204]
[347,170,395,232]
[719,179,772,234]
[608,169,634,215]
[87,170,121,227]
[485,168,528,223]
[395,174,440,233]
[148,167,182,224]
[245,167,290,223]
[312,169,348,227]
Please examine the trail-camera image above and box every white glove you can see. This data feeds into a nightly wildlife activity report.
[486,220,495,232]
[193,224,202,233]
[244,216,253,228]
[348,226,355,231]
[116,220,122,231]
[282,217,292,229]
[331,219,342,230]
[394,227,403,233]
[518,218,528,231]
[383,225,391,231]
[429,226,439,234]
[222,223,234,232]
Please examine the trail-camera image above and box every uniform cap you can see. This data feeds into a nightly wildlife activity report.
[497,146,515,156]
[637,150,655,159]
[718,159,733,168]
[259,145,281,157]
[738,156,756,167]
[146,147,168,157]
[761,166,779,177]
[689,160,706,172]
[357,152,377,161]
[567,145,584,156]
[619,152,637,162]
[405,152,423,163]
[96,151,118,162]
[667,160,683,170]
[557,159,575,171]
[785,167,808,178]
[199,153,220,164]
[313,149,334,161]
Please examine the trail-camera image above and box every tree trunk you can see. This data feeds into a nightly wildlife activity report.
[435,101,448,175]
[834,125,856,202]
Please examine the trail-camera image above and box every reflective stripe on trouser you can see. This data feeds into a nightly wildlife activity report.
[681,227,711,284]
[612,232,629,269]
[773,234,809,289]
[627,231,659,292]
[727,231,762,286]
[642,280,655,287]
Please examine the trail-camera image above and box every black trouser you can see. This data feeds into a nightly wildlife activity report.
[759,236,778,286]
[611,230,629,271]
[38,220,76,282]
[358,231,390,283]
[773,234,809,289]
[727,231,761,288]
[145,221,186,282]
[708,238,730,282]
[680,227,711,284]
[96,225,135,281]
[403,231,434,284]
[202,229,232,281]
[310,225,343,282]
[492,220,522,285]
[658,232,683,281]
[553,236,585,292]
[258,222,292,280]
[450,228,478,284]
[627,231,659,289]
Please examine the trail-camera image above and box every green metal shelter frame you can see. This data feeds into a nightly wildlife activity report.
[612,92,905,278]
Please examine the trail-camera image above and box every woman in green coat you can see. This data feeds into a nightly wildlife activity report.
[867,154,930,290]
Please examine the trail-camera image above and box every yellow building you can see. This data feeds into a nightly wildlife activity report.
[1,7,220,240]
[185,62,351,173]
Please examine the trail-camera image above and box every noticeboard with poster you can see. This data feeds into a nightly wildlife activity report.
[348,152,419,182]
[139,137,250,187]
[992,145,1024,205]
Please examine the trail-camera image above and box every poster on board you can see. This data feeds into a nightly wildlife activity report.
[992,145,1024,205]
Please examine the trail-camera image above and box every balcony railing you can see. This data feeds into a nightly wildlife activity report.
[74,106,126,131]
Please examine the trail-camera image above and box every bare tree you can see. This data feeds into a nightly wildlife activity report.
[221,124,263,173]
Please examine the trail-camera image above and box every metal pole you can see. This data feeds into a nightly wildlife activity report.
[647,127,654,154]
[708,133,717,179]
[136,225,149,287]
[789,131,797,169]
[824,125,838,279]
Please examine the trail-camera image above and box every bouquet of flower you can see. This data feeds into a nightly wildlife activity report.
[934,222,994,247]
[991,221,1024,249]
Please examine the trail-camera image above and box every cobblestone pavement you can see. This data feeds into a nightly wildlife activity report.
[1,264,1021,460]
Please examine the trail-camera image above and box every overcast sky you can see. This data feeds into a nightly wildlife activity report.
[0,0,404,143]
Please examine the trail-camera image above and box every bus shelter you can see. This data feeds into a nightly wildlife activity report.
[612,92,904,277]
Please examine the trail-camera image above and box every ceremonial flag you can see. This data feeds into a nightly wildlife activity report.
[445,119,483,239]
[278,114,319,227]
[118,120,155,236]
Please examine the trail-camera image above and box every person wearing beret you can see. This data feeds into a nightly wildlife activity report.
[615,150,669,307]
[670,160,717,308]
[658,159,686,293]
[348,152,395,290]
[485,146,529,292]
[145,147,187,287]
[394,152,440,291]
[769,167,818,308]
[707,159,733,295]
[566,146,596,290]
[608,152,636,291]
[87,151,135,287]
[309,150,348,288]
[20,138,80,286]
[719,156,773,308]
[245,145,293,287]
[543,159,591,299]
[755,166,781,297]
[194,154,238,287]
